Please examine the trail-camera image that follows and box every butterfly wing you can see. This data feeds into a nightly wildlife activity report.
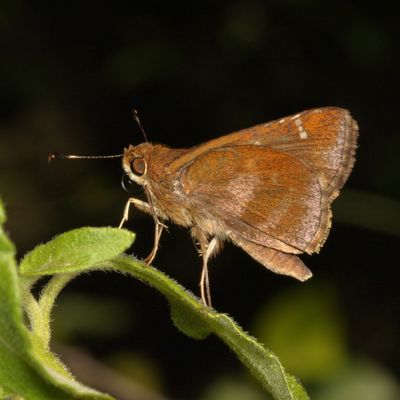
[166,107,357,281]
[170,107,358,201]
[228,234,312,281]
[231,107,358,200]
[180,145,329,255]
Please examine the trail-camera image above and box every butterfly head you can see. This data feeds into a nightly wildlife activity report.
[122,143,154,186]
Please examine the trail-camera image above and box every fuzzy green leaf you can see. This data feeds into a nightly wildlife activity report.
[0,200,114,399]
[103,255,309,400]
[19,227,135,275]
[5,206,307,399]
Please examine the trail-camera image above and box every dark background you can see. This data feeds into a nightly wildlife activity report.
[1,1,399,399]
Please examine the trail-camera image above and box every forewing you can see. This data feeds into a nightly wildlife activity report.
[170,107,358,201]
[234,107,358,200]
[180,146,329,254]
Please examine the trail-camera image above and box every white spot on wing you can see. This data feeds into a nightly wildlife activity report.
[299,130,308,139]
[294,117,308,139]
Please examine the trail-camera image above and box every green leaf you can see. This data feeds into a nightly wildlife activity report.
[5,213,307,399]
[0,200,114,399]
[101,255,309,400]
[19,227,135,275]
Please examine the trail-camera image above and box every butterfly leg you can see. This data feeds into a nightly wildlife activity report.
[119,197,166,264]
[144,222,164,264]
[142,188,168,264]
[200,237,219,307]
[118,197,152,229]
[192,227,219,307]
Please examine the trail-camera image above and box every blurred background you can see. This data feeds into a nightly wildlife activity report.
[1,1,399,399]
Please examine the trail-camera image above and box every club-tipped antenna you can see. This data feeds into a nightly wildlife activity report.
[48,152,123,163]
[132,108,149,142]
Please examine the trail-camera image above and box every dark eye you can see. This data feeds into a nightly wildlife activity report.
[130,157,146,176]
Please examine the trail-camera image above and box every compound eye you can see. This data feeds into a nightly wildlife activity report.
[130,157,146,176]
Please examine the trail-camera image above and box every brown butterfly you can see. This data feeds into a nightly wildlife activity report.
[52,107,358,307]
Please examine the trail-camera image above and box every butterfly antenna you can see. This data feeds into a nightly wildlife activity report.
[132,108,149,142]
[48,152,123,163]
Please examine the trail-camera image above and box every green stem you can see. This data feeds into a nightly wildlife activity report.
[37,273,78,350]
